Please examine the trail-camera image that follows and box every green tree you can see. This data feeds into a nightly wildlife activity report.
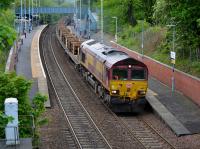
[0,1,16,71]
[153,0,200,59]
[96,0,154,33]
[32,93,48,147]
[122,0,140,26]
[142,0,156,24]
[0,25,16,51]
[0,72,48,142]
[0,112,14,127]
[0,72,32,138]
[0,0,15,9]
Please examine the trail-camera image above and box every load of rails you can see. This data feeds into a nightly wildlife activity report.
[57,17,148,112]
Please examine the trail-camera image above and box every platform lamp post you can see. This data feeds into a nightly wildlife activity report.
[88,0,91,39]
[28,0,31,32]
[35,0,37,26]
[31,0,33,30]
[79,0,82,36]
[76,0,78,30]
[37,0,38,26]
[74,0,78,32]
[73,0,76,28]
[38,0,40,25]
[75,0,78,31]
[141,20,144,57]
[20,0,23,34]
[24,0,27,32]
[101,0,103,43]
[167,24,176,93]
[112,16,118,42]
[12,3,16,29]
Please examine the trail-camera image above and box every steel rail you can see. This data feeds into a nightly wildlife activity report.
[94,87,175,149]
[119,116,176,148]
[41,28,82,149]
[139,117,176,149]
[41,26,112,149]
[49,30,112,149]
[55,20,175,148]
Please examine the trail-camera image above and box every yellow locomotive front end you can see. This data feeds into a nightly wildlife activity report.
[109,65,148,104]
[110,80,147,101]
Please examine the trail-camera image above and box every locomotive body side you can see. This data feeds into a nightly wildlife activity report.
[79,40,108,89]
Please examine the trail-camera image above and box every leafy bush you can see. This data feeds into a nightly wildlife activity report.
[0,72,32,137]
[0,72,48,140]
[0,112,14,127]
[0,8,16,71]
[32,93,48,147]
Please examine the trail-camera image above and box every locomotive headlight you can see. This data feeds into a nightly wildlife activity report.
[138,90,146,95]
[111,90,119,95]
[112,90,117,94]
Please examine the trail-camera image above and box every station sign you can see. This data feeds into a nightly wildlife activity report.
[170,51,176,64]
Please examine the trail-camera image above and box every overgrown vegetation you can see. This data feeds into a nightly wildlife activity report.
[0,1,47,147]
[0,112,14,128]
[0,72,47,147]
[0,1,16,71]
[96,0,200,77]
[32,93,48,147]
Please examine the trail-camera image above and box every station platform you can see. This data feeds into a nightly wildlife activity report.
[0,138,32,149]
[147,77,200,136]
[16,26,50,107]
[90,31,200,136]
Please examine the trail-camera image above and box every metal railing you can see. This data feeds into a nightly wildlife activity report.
[16,7,75,14]
[0,115,35,148]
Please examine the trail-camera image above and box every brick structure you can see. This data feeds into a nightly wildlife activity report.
[111,41,200,106]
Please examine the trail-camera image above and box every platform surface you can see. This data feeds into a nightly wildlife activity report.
[16,26,50,107]
[31,25,50,107]
[147,77,200,136]
[16,30,38,101]
[0,138,32,149]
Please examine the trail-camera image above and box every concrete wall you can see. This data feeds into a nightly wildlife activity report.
[111,41,200,106]
[5,40,22,72]
[31,25,50,107]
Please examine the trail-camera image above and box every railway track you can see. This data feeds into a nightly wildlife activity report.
[53,27,146,148]
[54,25,176,149]
[119,114,176,149]
[40,26,111,149]
[40,25,176,149]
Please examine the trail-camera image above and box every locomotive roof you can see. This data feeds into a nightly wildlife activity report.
[81,39,133,68]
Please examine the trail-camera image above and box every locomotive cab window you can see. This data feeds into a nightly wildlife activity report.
[112,69,128,80]
[131,69,146,80]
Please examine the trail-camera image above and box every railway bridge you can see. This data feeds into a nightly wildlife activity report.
[15,7,75,14]
[15,7,98,32]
